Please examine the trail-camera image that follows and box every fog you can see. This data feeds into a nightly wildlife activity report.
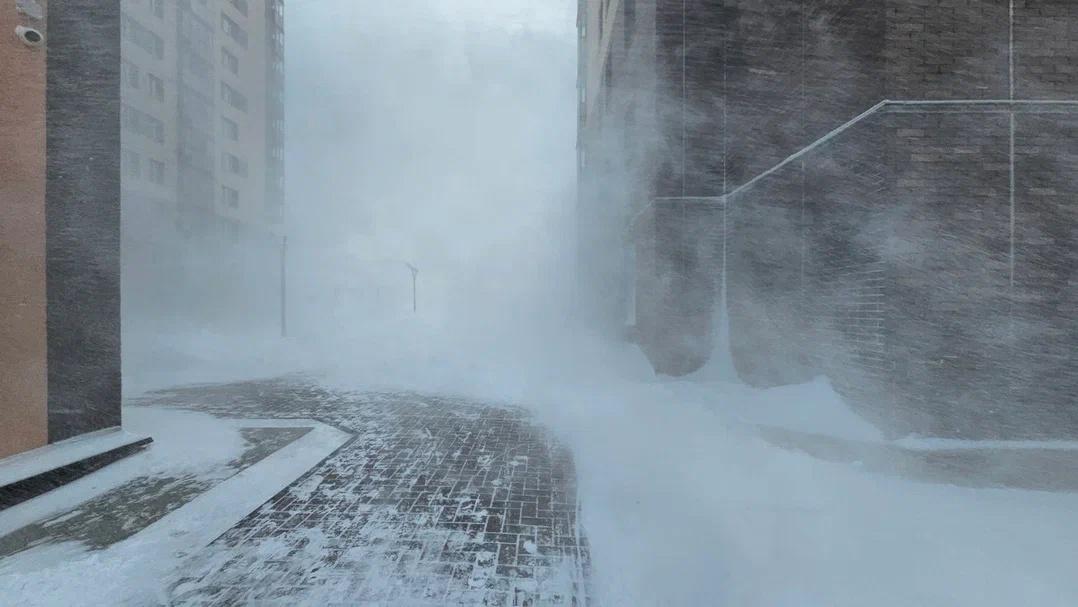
[123,0,590,392]
[272,4,1078,606]
[286,0,578,334]
[5,2,1078,606]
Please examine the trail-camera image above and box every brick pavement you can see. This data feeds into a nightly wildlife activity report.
[133,379,590,606]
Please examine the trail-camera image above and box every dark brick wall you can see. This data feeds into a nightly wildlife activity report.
[724,0,805,189]
[726,165,811,386]
[634,200,724,375]
[653,0,728,197]
[801,118,893,428]
[638,0,886,376]
[653,0,689,196]
[684,0,727,196]
[623,0,1078,437]
[46,2,122,441]
[649,0,1078,195]
[1014,0,1078,99]
[805,1,886,141]
[726,109,1021,439]
[884,0,1010,99]
[1012,114,1078,437]
[654,0,886,191]
[882,111,1013,438]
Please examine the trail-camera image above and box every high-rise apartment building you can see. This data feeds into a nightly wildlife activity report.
[120,0,285,331]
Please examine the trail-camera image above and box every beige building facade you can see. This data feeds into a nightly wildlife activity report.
[0,0,48,459]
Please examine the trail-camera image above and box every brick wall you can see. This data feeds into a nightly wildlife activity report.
[622,0,1078,437]
[882,111,1012,437]
[884,0,1010,99]
[684,0,727,195]
[726,108,1020,438]
[636,0,886,375]
[681,0,887,191]
[45,2,122,441]
[724,0,805,189]
[653,0,690,196]
[805,1,886,141]
[1012,113,1078,437]
[1014,0,1078,99]
[634,200,724,375]
[726,165,812,386]
[802,118,893,429]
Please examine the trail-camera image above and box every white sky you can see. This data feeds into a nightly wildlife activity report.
[286,0,576,36]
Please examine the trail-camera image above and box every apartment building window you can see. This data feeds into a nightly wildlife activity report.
[230,0,249,17]
[221,14,248,48]
[221,82,248,112]
[149,159,166,185]
[222,152,248,177]
[122,149,141,179]
[147,73,165,101]
[221,185,240,208]
[222,116,239,141]
[122,59,141,90]
[122,13,164,59]
[122,104,165,144]
[221,48,239,75]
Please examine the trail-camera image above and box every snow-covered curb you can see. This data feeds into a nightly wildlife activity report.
[0,411,351,607]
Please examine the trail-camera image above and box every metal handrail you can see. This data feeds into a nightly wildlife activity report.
[632,98,1078,224]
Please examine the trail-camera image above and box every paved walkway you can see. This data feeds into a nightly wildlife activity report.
[134,379,590,606]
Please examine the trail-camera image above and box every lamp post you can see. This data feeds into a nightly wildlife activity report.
[280,234,288,338]
[406,263,418,314]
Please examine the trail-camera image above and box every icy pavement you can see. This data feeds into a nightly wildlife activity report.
[0,407,348,606]
[0,425,309,558]
[139,379,590,606]
[7,357,1078,606]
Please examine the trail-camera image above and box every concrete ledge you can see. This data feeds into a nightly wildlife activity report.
[0,428,152,510]
[757,425,1078,493]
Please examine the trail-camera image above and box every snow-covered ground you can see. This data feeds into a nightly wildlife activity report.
[0,408,348,606]
[113,323,1078,606]
[555,382,1078,607]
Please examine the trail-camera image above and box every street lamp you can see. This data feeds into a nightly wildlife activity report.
[280,235,288,337]
[406,263,418,313]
